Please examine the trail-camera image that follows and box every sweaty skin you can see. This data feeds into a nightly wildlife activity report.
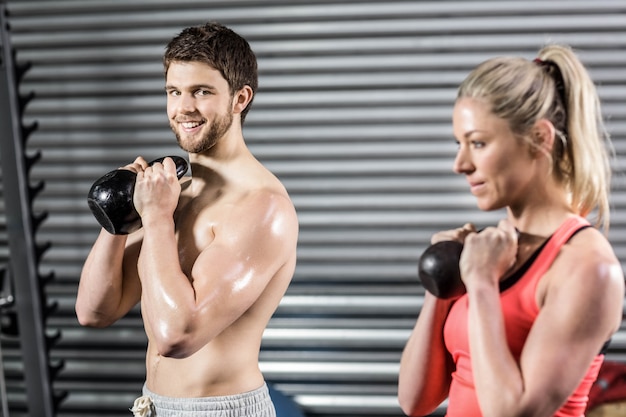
[77,61,299,398]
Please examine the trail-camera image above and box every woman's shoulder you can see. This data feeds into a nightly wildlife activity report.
[548,225,623,298]
[565,225,619,265]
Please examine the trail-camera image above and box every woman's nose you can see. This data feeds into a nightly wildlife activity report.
[453,146,473,174]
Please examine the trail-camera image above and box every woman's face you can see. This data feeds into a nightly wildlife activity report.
[452,97,538,212]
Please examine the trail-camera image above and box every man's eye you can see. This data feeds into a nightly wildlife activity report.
[196,90,210,96]
[168,90,180,96]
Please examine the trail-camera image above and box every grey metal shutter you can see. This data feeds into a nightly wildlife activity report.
[1,1,625,416]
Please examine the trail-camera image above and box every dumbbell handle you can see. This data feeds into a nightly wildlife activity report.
[418,227,520,298]
[87,155,189,235]
[147,155,188,178]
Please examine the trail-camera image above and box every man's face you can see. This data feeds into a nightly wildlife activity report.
[165,61,234,154]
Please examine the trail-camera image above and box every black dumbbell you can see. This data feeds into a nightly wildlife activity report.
[417,240,466,299]
[87,156,189,235]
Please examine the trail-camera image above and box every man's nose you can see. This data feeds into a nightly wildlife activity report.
[179,94,196,113]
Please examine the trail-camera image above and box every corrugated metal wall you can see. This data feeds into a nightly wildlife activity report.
[1,0,625,416]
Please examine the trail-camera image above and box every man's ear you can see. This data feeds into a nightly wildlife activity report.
[232,85,254,115]
[531,118,556,155]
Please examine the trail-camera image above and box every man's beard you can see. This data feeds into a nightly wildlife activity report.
[173,110,234,154]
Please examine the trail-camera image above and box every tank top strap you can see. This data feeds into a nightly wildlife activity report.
[502,215,592,316]
[531,216,591,274]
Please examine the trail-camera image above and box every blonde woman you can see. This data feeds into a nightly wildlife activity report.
[398,45,624,417]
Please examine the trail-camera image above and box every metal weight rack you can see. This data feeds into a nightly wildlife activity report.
[0,2,66,416]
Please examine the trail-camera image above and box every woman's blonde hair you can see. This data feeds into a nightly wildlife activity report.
[457,44,612,231]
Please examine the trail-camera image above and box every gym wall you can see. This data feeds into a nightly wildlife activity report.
[1,1,625,416]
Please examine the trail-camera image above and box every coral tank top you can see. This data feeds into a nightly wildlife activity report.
[443,216,604,417]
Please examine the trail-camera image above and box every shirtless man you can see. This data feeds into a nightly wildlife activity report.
[76,22,299,417]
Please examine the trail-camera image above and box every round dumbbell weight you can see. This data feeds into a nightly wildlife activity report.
[417,240,466,299]
[87,156,189,235]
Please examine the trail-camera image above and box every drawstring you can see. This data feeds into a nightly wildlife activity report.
[130,395,154,417]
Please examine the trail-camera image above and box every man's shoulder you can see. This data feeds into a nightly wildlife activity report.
[241,186,297,222]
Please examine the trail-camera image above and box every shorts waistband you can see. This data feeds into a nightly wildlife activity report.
[134,383,275,417]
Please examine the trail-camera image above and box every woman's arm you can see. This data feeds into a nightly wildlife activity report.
[399,223,476,416]
[463,223,624,417]
[398,293,456,416]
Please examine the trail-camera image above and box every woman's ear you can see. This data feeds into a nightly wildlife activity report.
[232,85,254,116]
[531,119,556,156]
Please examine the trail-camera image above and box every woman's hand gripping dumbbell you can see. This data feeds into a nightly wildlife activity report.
[418,221,518,299]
